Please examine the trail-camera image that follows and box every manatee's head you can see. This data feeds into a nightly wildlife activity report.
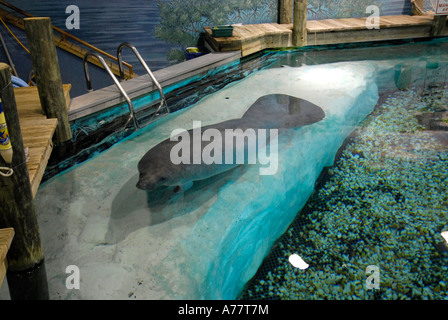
[137,159,180,191]
[136,171,170,191]
[136,140,179,191]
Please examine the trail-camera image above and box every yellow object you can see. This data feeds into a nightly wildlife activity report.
[0,99,13,164]
[186,47,200,53]
[0,17,30,54]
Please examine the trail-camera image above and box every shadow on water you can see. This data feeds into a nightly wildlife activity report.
[105,166,246,244]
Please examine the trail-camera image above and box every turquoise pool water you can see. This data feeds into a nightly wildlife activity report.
[1,38,448,300]
[242,40,448,300]
[242,86,448,300]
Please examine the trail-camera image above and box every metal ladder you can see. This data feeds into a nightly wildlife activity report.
[82,44,169,130]
[117,42,169,117]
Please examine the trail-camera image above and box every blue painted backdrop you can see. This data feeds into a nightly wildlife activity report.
[0,0,413,96]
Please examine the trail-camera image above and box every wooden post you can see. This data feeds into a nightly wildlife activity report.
[431,15,447,37]
[0,63,49,300]
[279,0,293,24]
[292,0,307,47]
[23,17,72,143]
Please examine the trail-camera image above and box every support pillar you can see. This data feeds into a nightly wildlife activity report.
[0,63,49,300]
[279,0,293,24]
[292,0,307,47]
[24,17,72,143]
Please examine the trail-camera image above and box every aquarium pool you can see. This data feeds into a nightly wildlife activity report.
[242,85,448,300]
[1,38,448,300]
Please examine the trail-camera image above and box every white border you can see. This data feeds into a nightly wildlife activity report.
[435,0,448,15]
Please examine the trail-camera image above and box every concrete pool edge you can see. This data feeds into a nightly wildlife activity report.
[68,51,242,121]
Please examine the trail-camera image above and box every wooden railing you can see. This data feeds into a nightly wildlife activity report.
[0,0,136,79]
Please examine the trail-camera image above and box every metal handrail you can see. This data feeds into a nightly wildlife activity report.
[117,42,169,115]
[83,52,138,129]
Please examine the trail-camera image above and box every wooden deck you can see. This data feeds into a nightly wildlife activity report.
[13,84,71,198]
[205,15,444,56]
[0,228,14,287]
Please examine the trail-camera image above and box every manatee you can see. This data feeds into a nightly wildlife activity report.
[136,94,325,191]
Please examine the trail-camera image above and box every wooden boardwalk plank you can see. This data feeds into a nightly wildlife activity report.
[385,15,416,25]
[307,20,334,32]
[22,118,57,198]
[13,86,69,198]
[205,15,441,56]
[326,19,352,30]
[0,228,14,288]
[338,18,368,29]
[380,16,403,26]
[263,23,284,33]
[312,19,344,31]
[14,85,71,118]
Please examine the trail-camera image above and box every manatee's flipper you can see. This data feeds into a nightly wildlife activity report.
[182,181,194,192]
[173,181,194,193]
[241,94,325,129]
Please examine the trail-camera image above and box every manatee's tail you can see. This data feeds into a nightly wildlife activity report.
[241,94,325,129]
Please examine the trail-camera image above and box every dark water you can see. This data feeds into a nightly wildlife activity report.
[7,0,176,69]
[1,0,179,96]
